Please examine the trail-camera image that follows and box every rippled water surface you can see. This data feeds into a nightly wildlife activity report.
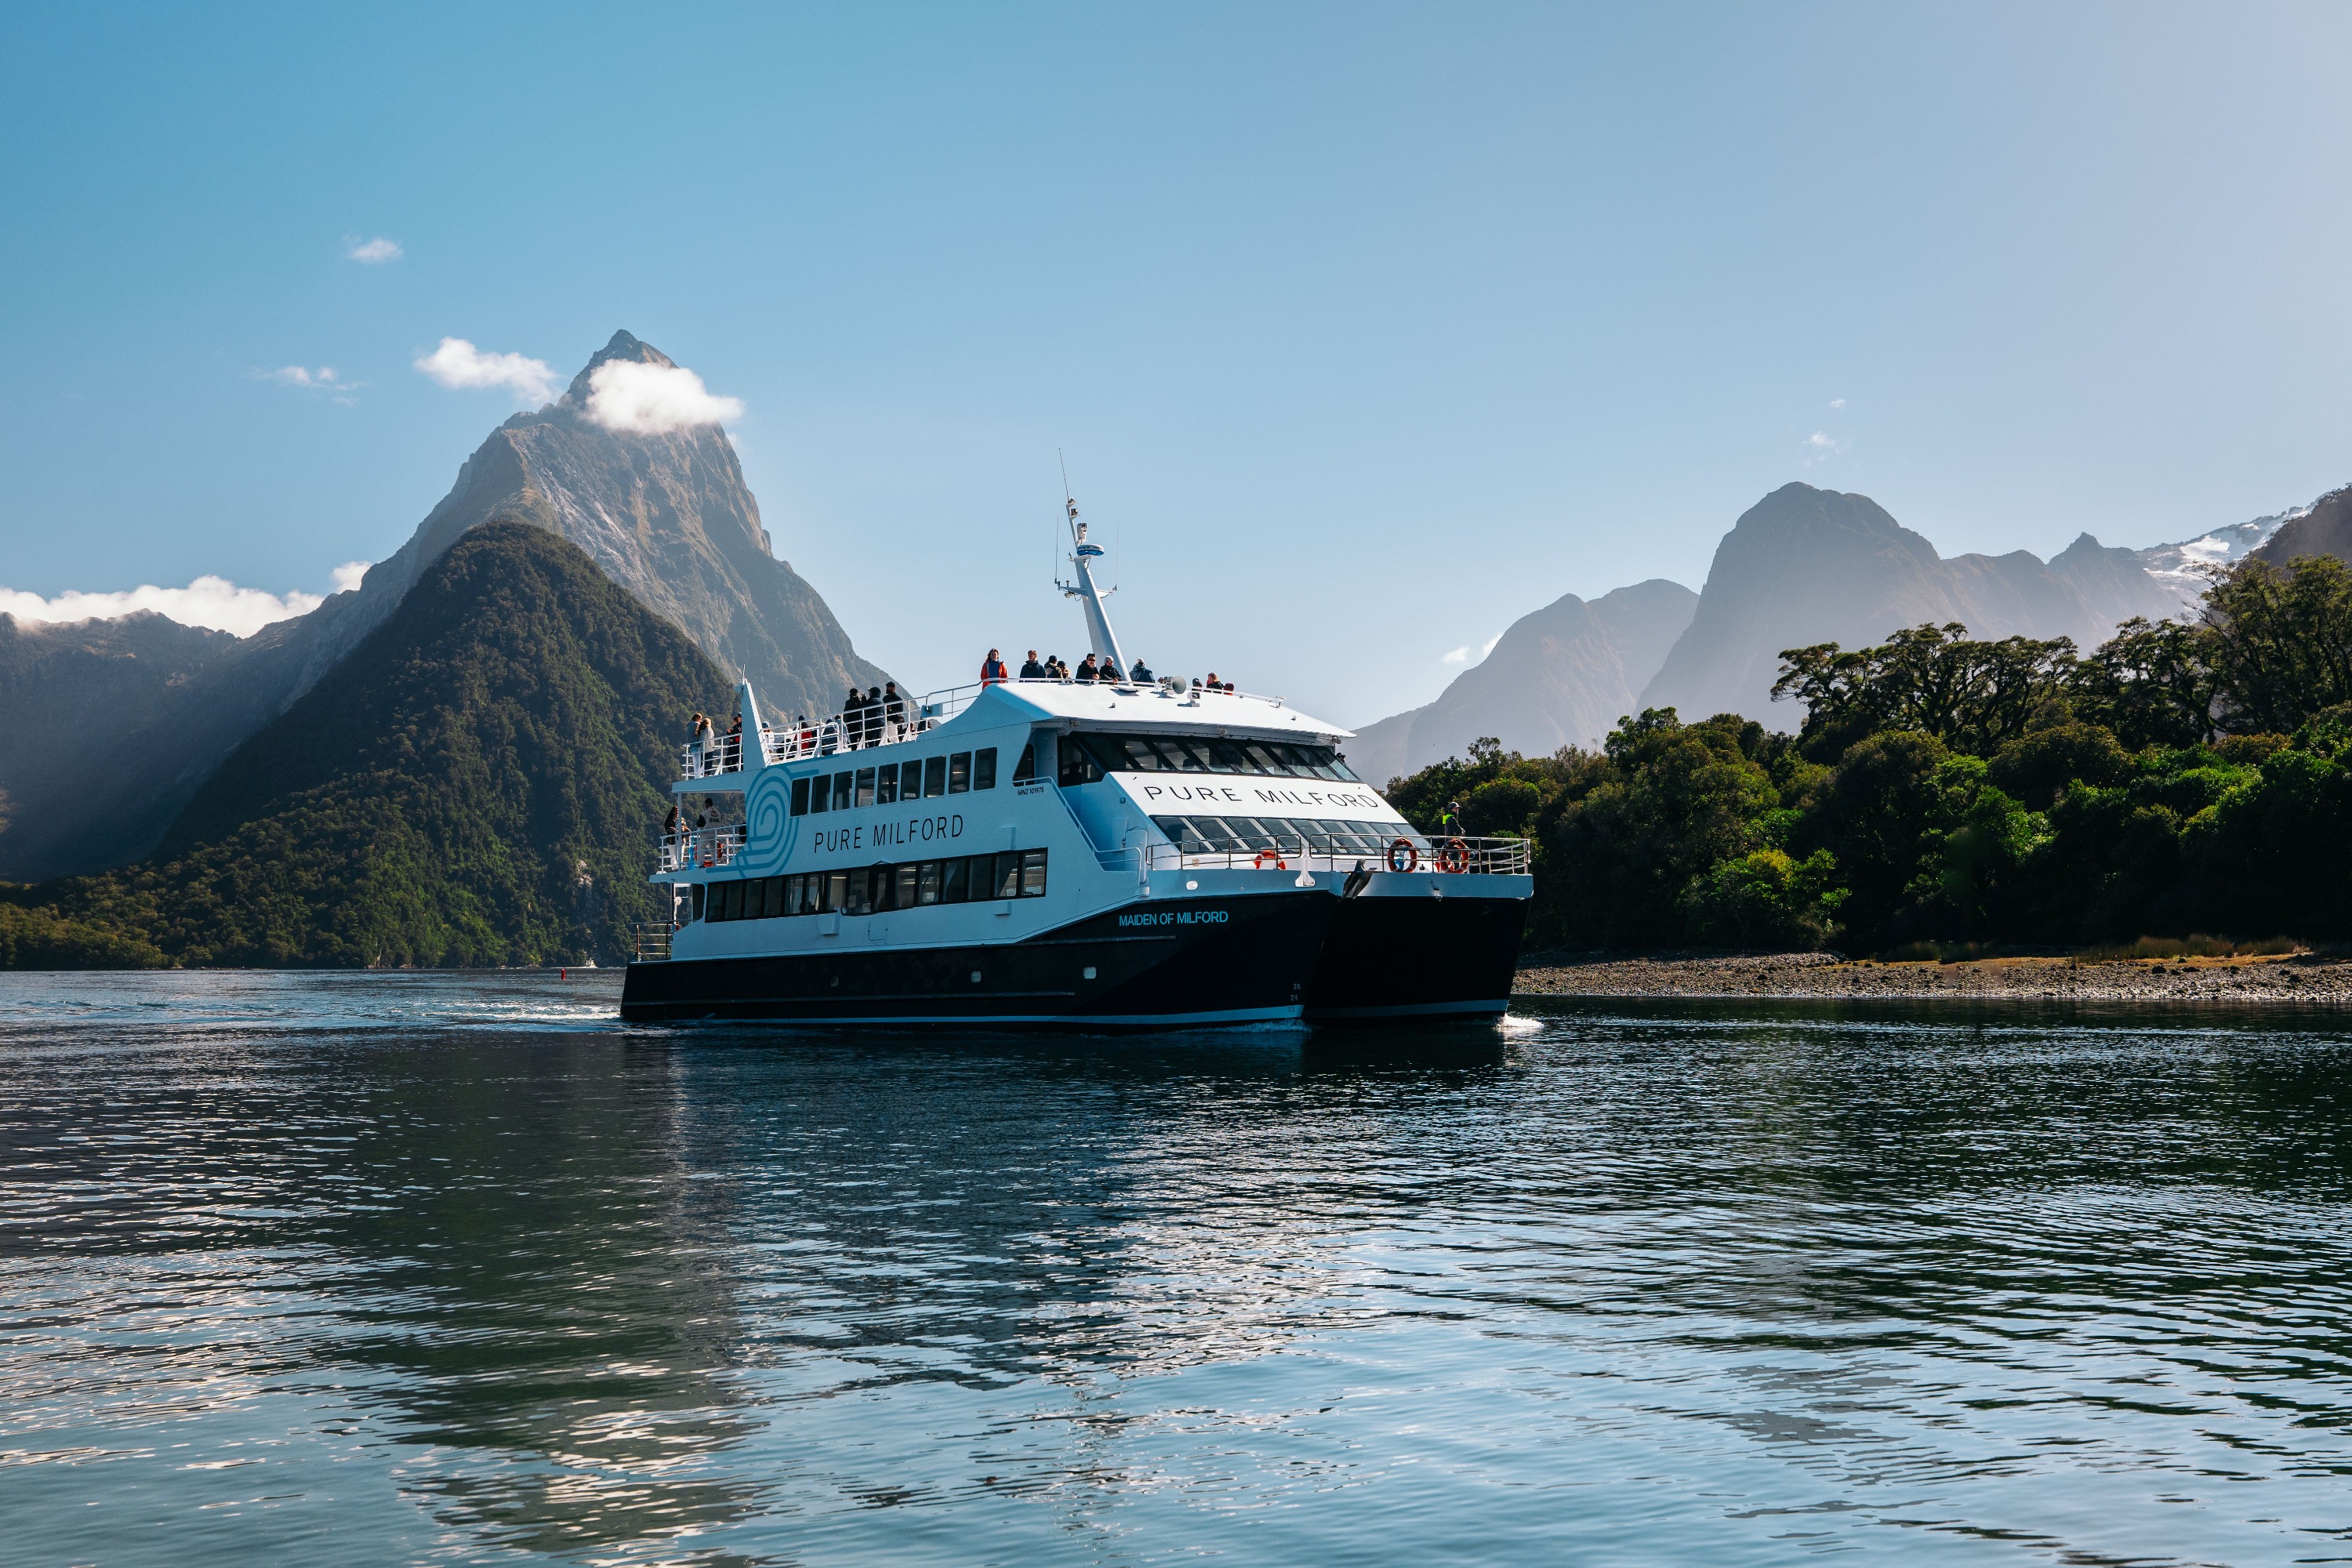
[5,973,2352,1566]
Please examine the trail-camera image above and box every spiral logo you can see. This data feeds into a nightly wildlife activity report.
[739,769,798,873]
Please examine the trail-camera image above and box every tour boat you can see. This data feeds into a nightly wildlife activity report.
[619,501,1532,1027]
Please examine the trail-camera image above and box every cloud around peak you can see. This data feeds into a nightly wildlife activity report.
[583,358,743,434]
[413,338,557,404]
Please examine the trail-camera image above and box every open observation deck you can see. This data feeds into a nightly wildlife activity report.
[680,676,1307,782]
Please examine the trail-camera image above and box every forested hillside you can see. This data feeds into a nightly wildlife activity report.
[1388,553,2352,953]
[0,522,731,967]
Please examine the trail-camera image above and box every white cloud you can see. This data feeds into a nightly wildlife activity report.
[413,337,558,404]
[1828,397,1846,409]
[263,365,360,394]
[0,561,374,637]
[584,358,744,434]
[347,237,402,264]
[1802,430,1850,467]
[1441,631,1503,666]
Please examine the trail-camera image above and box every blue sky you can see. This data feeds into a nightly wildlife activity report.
[4,2,2350,724]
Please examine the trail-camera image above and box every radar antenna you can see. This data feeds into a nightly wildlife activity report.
[1052,452,1128,676]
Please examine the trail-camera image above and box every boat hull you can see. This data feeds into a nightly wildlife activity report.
[619,891,1334,1027]
[1305,891,1529,1022]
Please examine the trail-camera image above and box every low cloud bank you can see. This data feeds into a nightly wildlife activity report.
[0,561,372,638]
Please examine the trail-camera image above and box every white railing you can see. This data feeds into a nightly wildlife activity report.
[1120,833,1531,877]
[659,826,746,873]
[633,922,677,961]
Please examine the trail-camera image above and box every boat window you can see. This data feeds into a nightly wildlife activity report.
[791,778,811,816]
[924,756,947,797]
[916,861,942,905]
[942,856,969,902]
[1058,735,1106,786]
[1207,738,1252,773]
[689,884,706,921]
[823,870,849,912]
[1191,816,1243,851]
[986,852,1022,900]
[895,865,919,908]
[832,771,853,811]
[1011,737,1036,783]
[1242,742,1288,775]
[1152,816,1210,852]
[806,775,827,815]
[897,760,920,800]
[1116,736,1165,771]
[844,870,872,916]
[855,768,877,808]
[877,765,898,805]
[947,752,970,793]
[973,747,996,790]
[1020,849,1047,897]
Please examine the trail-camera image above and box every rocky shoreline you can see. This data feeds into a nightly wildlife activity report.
[1514,950,2352,1002]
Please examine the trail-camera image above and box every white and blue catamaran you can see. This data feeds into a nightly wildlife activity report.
[620,499,1532,1026]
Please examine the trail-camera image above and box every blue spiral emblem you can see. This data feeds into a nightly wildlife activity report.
[738,769,798,873]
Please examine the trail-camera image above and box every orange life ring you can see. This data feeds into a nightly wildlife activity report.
[1436,837,1470,873]
[1252,849,1288,870]
[1386,839,1418,873]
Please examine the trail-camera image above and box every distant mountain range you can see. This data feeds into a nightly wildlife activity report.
[1346,481,2309,785]
[0,332,883,882]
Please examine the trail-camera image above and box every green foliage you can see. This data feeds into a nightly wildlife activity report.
[12,523,732,968]
[0,898,164,968]
[1394,551,2352,954]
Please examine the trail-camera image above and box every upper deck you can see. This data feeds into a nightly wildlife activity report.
[681,676,1355,784]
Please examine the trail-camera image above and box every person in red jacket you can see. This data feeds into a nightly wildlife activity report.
[980,648,1008,685]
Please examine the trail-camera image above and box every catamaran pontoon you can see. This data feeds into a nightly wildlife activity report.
[619,498,1532,1026]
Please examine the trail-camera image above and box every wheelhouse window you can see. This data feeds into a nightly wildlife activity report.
[1062,731,1357,782]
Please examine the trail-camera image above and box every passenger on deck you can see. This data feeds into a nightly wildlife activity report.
[861,686,883,747]
[1204,672,1225,692]
[662,803,681,836]
[1129,657,1153,683]
[690,712,714,772]
[840,687,866,748]
[1046,654,1069,679]
[981,648,1009,685]
[883,681,907,736]
[1020,650,1046,680]
[1076,653,1100,683]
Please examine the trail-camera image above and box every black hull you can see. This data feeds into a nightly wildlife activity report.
[620,893,1333,1026]
[1304,895,1528,1022]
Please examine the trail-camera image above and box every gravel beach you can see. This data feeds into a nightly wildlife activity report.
[1514,950,2352,1001]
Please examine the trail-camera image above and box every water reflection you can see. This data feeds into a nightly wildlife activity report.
[4,978,2352,1565]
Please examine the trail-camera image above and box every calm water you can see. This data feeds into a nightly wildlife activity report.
[4,975,2351,1566]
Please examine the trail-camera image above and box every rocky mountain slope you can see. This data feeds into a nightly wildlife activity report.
[1639,483,2188,724]
[2252,485,2352,568]
[0,332,881,881]
[9,523,733,967]
[1348,580,1697,784]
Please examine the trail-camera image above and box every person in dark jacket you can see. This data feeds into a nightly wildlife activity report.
[883,681,907,736]
[1129,656,1153,683]
[863,686,885,747]
[1020,650,1046,680]
[1076,653,1100,683]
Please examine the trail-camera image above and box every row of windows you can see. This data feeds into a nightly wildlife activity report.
[699,850,1050,922]
[1058,731,1359,786]
[793,747,1001,816]
[1152,815,1416,855]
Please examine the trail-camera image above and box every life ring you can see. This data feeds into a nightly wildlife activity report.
[1252,849,1288,870]
[1386,839,1418,873]
[1436,837,1470,873]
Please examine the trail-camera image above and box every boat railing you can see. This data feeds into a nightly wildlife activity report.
[679,676,1295,780]
[659,825,746,873]
[1110,833,1532,877]
[632,922,677,961]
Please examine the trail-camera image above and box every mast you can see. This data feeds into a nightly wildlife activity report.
[1055,484,1128,676]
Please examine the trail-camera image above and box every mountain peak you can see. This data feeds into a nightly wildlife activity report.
[562,329,677,404]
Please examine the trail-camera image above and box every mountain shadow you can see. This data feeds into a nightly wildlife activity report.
[11,522,731,967]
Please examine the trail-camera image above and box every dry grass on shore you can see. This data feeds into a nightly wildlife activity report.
[1514,946,2352,1001]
